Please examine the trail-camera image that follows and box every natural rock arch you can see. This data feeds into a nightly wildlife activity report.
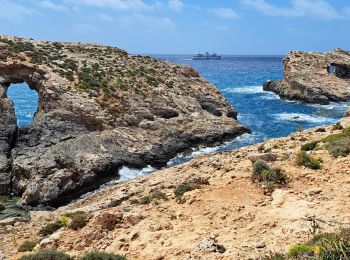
[0,36,249,206]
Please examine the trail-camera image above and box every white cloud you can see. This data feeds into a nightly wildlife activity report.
[168,0,184,12]
[0,0,35,21]
[39,0,69,12]
[63,0,154,12]
[210,7,239,19]
[241,0,344,20]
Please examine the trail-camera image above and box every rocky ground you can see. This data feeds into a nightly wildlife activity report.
[264,49,350,104]
[0,35,248,206]
[1,116,349,259]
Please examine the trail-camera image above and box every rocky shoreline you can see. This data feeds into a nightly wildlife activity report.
[1,114,350,259]
[0,36,249,207]
[264,49,350,104]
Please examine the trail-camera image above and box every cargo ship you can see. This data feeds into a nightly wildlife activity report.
[193,52,221,60]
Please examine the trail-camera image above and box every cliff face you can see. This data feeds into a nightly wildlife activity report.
[264,49,350,104]
[0,36,249,206]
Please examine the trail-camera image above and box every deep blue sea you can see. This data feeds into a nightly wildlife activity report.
[6,55,350,180]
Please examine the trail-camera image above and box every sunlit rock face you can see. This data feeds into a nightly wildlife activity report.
[264,49,350,104]
[0,35,249,206]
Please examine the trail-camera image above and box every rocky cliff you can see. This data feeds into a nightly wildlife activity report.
[0,36,249,206]
[264,49,350,104]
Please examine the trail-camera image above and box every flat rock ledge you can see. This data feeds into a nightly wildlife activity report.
[0,35,249,206]
[264,49,350,104]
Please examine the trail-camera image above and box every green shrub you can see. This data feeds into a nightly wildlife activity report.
[301,141,319,151]
[307,228,350,259]
[252,160,287,186]
[326,139,350,157]
[18,241,37,252]
[321,128,350,143]
[109,195,132,207]
[140,191,167,204]
[68,211,88,230]
[296,151,321,169]
[252,160,270,178]
[81,251,126,260]
[174,182,196,199]
[38,221,63,236]
[288,244,314,258]
[20,250,71,260]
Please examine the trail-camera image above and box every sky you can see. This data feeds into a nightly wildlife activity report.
[0,0,349,55]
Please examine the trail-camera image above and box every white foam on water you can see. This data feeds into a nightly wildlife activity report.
[307,102,350,111]
[222,85,265,94]
[117,166,155,182]
[274,113,335,124]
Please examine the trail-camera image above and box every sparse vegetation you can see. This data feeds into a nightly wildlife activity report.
[252,160,288,188]
[81,251,126,260]
[67,211,88,230]
[301,141,319,151]
[38,220,63,236]
[321,128,350,157]
[140,191,167,205]
[99,213,122,231]
[174,177,209,200]
[262,228,350,260]
[109,195,132,207]
[18,241,37,252]
[20,250,71,260]
[296,151,321,169]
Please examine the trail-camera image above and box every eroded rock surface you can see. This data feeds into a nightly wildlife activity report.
[264,49,350,104]
[0,36,249,206]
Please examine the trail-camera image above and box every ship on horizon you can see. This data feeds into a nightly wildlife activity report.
[193,51,221,60]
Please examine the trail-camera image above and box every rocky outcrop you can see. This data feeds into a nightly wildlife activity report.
[264,49,350,104]
[0,36,249,206]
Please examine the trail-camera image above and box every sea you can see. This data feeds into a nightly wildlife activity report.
[7,55,350,182]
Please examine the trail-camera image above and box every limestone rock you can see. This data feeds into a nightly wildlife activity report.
[0,35,249,206]
[264,49,350,104]
[248,153,278,163]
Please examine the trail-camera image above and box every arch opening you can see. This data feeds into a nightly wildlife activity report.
[7,83,39,127]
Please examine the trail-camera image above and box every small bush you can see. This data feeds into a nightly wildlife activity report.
[252,160,287,187]
[99,213,122,231]
[301,141,319,151]
[20,250,71,260]
[327,140,350,157]
[140,191,167,205]
[18,241,37,252]
[288,244,314,258]
[296,151,321,169]
[174,182,197,199]
[321,128,350,143]
[252,160,270,178]
[307,228,350,259]
[81,251,126,260]
[38,221,63,236]
[109,195,131,207]
[67,211,88,230]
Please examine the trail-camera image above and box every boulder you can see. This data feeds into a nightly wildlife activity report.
[248,153,278,163]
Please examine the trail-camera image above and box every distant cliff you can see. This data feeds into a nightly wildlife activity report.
[0,36,249,206]
[264,49,350,104]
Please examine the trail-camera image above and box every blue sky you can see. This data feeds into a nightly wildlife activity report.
[0,0,349,54]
